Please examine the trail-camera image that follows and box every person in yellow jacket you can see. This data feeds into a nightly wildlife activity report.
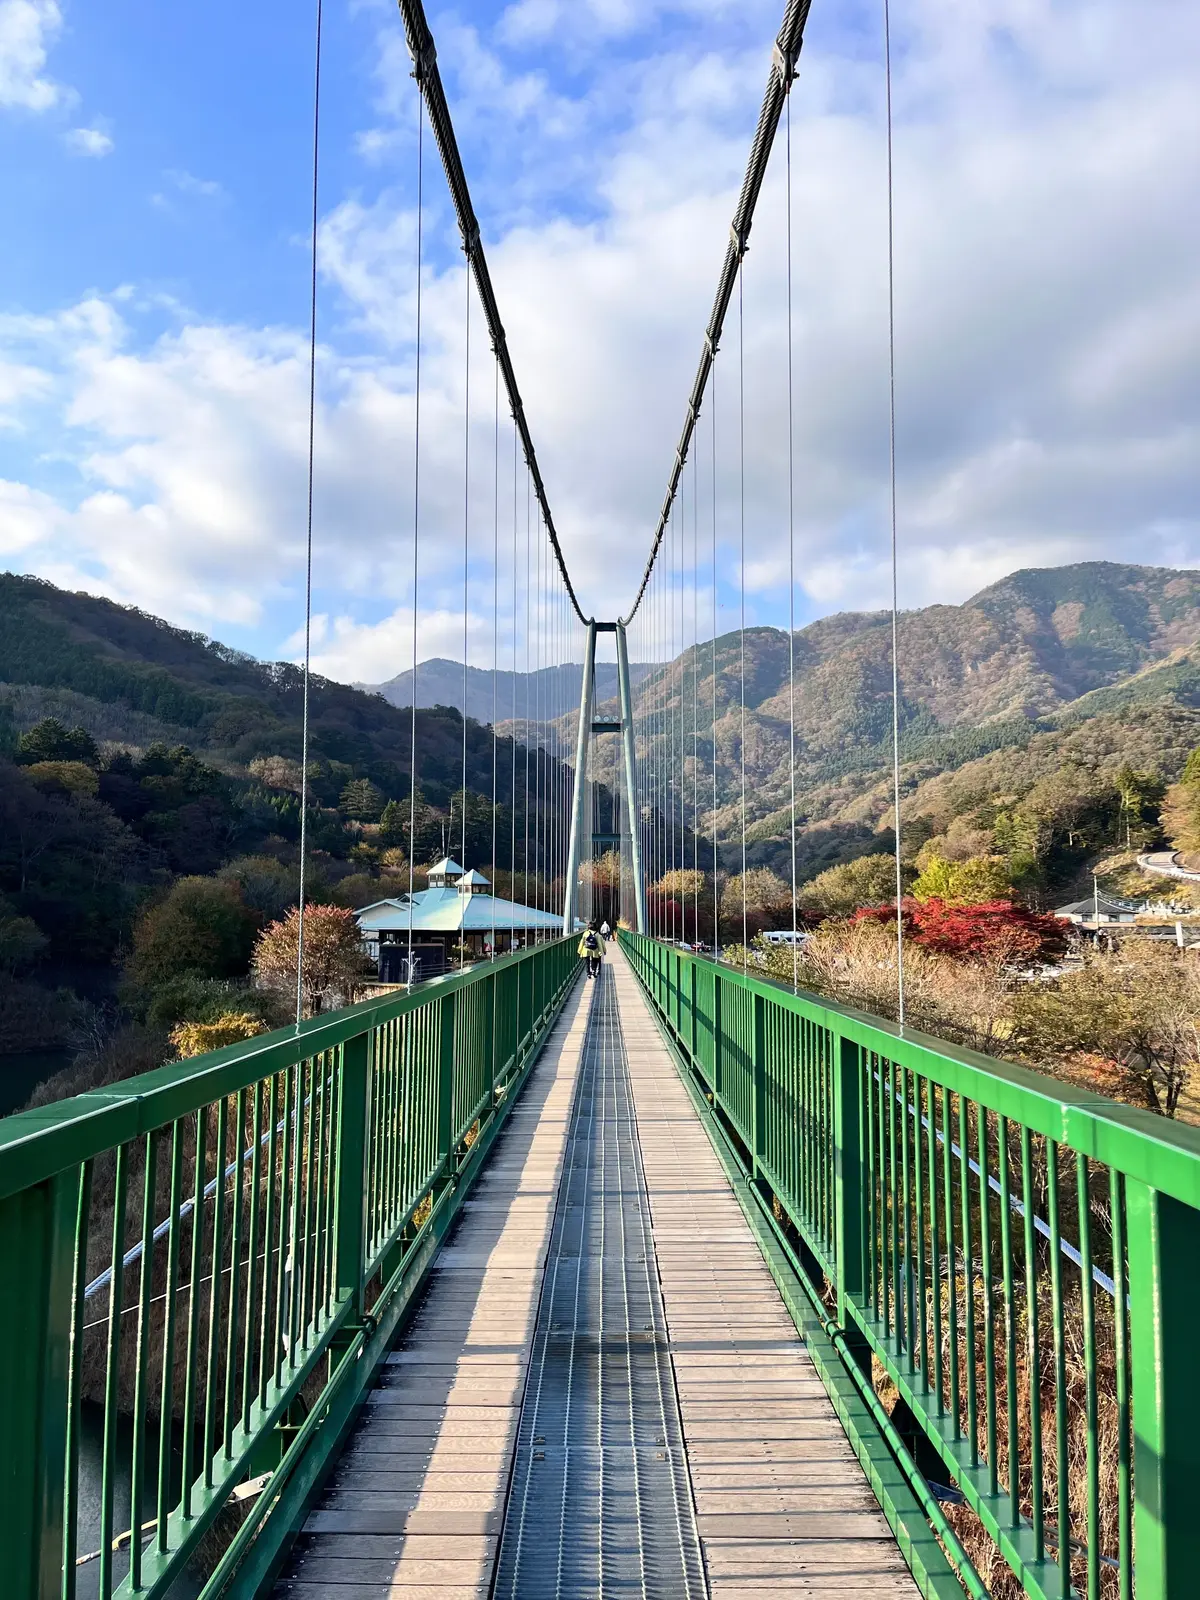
[578,927,603,979]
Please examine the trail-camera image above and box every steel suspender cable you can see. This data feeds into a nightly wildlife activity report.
[692,444,700,945]
[711,366,719,954]
[491,358,499,959]
[622,0,811,625]
[295,0,323,1028]
[738,264,748,962]
[883,0,906,1028]
[524,474,531,916]
[396,0,583,622]
[406,92,424,978]
[461,265,470,922]
[786,93,799,988]
[510,431,518,927]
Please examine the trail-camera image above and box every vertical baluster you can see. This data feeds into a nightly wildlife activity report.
[1046,1140,1070,1599]
[978,1107,998,1496]
[958,1096,977,1469]
[242,1082,264,1431]
[888,1058,899,1347]
[62,1160,93,1600]
[98,1144,129,1600]
[997,1117,1019,1527]
[129,1130,158,1588]
[926,1078,942,1408]
[300,1059,320,1336]
[260,1076,280,1406]
[285,1062,303,1364]
[156,1126,184,1552]
[866,1053,878,1321]
[1108,1168,1131,1600]
[883,1056,896,1331]
[222,1088,247,1458]
[1020,1127,1043,1559]
[1076,1153,1099,1600]
[941,1086,958,1434]
[181,1107,208,1518]
[203,1096,229,1487]
[900,1066,914,1373]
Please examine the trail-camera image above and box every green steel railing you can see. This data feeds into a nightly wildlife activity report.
[0,937,579,1600]
[622,931,1200,1600]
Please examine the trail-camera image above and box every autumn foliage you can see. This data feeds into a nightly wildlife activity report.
[851,896,1065,965]
[251,903,371,1017]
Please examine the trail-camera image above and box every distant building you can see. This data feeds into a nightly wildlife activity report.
[1053,892,1139,928]
[355,856,564,977]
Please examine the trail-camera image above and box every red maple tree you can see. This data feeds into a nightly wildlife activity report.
[851,897,1064,965]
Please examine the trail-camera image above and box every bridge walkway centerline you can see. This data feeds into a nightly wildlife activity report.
[273,951,920,1598]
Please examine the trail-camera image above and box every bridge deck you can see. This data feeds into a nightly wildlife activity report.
[274,951,918,1598]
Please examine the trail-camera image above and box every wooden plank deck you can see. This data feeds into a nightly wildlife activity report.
[273,977,592,1598]
[273,951,920,1598]
[612,951,920,1597]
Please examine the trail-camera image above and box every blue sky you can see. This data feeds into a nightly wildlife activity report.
[2,0,1199,682]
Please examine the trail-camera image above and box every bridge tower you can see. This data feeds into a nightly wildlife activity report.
[562,620,647,935]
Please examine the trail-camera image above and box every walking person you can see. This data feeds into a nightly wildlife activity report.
[578,926,603,980]
[599,918,611,942]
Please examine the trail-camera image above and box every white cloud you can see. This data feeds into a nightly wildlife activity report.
[0,479,60,552]
[0,0,61,111]
[165,167,223,198]
[3,0,1200,683]
[66,125,112,156]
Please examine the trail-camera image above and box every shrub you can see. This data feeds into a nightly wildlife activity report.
[126,877,260,990]
[21,760,100,797]
[170,1012,267,1058]
[797,853,899,918]
[143,973,283,1030]
[910,852,1012,905]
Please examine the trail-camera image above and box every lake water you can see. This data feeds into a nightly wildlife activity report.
[0,1048,72,1115]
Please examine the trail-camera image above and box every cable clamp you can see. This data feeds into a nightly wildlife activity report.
[462,222,481,258]
[773,38,801,86]
[410,35,437,81]
[730,222,748,258]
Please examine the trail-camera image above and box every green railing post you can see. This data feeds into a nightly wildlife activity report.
[0,1172,75,1599]
[334,1032,370,1318]
[834,1032,872,1375]
[689,958,698,1062]
[713,973,723,1101]
[438,991,457,1170]
[752,990,766,1179]
[1126,1178,1200,1599]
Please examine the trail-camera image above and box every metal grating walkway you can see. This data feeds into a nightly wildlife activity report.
[492,963,707,1598]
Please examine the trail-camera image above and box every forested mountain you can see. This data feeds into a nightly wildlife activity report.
[577,561,1200,883]
[0,573,575,1075]
[361,656,654,722]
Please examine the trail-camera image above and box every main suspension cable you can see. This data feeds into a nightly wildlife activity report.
[621,0,812,624]
[396,0,585,623]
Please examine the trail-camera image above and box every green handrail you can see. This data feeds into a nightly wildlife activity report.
[621,930,1200,1600]
[0,938,580,1600]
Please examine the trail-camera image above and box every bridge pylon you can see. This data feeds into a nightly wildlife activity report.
[562,620,647,935]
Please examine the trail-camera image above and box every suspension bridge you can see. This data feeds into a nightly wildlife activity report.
[3,1,1200,1597]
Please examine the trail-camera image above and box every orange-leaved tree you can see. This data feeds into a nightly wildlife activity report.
[251,904,372,1017]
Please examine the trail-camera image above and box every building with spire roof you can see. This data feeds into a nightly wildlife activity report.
[355,859,567,979]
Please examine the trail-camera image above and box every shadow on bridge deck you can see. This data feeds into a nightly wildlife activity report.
[273,953,918,1598]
